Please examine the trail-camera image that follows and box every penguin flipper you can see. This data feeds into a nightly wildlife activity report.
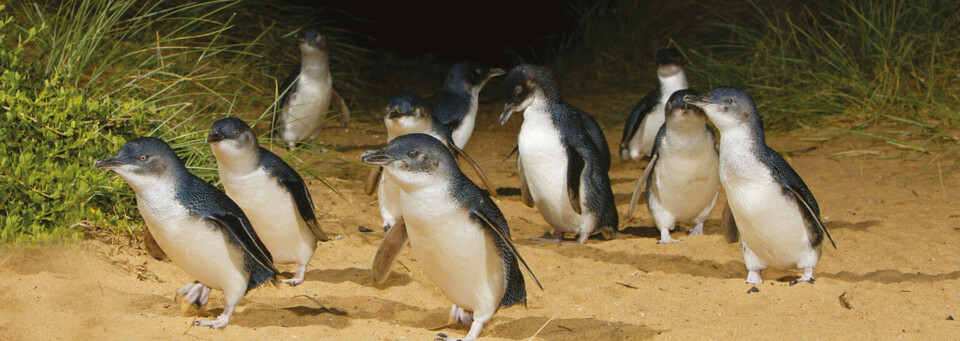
[273,69,300,139]
[470,210,542,290]
[207,213,279,276]
[372,219,408,284]
[721,202,739,244]
[503,144,518,161]
[564,142,585,215]
[517,154,534,208]
[619,87,661,160]
[280,175,329,242]
[627,153,657,218]
[449,142,497,198]
[365,166,382,196]
[763,146,835,249]
[330,88,350,126]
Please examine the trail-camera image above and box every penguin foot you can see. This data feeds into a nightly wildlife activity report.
[449,305,474,325]
[789,268,815,285]
[530,231,565,244]
[193,304,235,329]
[745,270,763,284]
[280,263,308,287]
[178,281,211,306]
[656,237,680,244]
[688,223,704,236]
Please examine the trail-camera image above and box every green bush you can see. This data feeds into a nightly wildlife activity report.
[1,15,155,243]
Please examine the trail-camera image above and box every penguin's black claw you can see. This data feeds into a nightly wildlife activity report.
[434,333,448,341]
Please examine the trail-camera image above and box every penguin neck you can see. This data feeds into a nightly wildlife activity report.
[299,51,330,78]
[658,70,688,98]
[718,123,765,159]
[211,146,261,176]
[385,116,433,141]
[521,91,555,121]
[388,168,452,196]
[664,118,712,153]
[441,78,475,98]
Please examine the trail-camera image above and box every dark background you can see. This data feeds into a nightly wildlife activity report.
[289,0,579,66]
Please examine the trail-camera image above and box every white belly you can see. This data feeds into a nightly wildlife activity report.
[221,168,316,265]
[518,112,590,235]
[282,76,332,143]
[400,185,504,319]
[377,173,402,229]
[721,157,817,269]
[650,143,719,223]
[136,189,248,296]
[451,97,478,148]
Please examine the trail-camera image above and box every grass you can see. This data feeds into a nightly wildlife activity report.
[551,0,959,166]
[1,0,368,244]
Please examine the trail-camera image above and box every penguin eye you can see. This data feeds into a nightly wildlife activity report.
[407,150,419,158]
[723,98,734,104]
[514,84,522,95]
[234,130,240,136]
[138,154,148,161]
[475,68,482,74]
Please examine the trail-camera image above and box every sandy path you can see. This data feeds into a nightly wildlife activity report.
[2,100,959,340]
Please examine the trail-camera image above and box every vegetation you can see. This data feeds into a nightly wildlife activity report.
[1,1,365,243]
[555,0,959,160]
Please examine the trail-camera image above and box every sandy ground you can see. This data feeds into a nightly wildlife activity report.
[2,98,959,340]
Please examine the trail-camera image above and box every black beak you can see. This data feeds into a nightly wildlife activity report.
[488,68,506,78]
[94,157,124,170]
[683,94,711,107]
[361,149,396,165]
[499,103,515,126]
[206,132,223,144]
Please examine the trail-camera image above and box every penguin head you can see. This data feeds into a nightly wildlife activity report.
[446,61,506,91]
[207,118,258,161]
[499,64,559,125]
[683,87,759,132]
[664,89,707,129]
[95,137,183,189]
[297,26,328,54]
[385,92,429,120]
[656,48,685,78]
[361,134,457,191]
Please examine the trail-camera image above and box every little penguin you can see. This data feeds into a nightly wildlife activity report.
[272,26,350,148]
[499,64,618,245]
[428,61,505,148]
[684,87,836,285]
[95,137,278,329]
[366,93,496,231]
[626,89,720,244]
[207,118,329,286]
[619,47,688,160]
[361,133,541,341]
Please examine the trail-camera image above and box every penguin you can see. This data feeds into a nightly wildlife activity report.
[619,48,688,160]
[499,64,618,245]
[683,87,835,284]
[361,133,541,341]
[626,89,720,244]
[95,137,278,329]
[207,118,329,286]
[272,26,350,148]
[428,61,505,148]
[365,93,496,231]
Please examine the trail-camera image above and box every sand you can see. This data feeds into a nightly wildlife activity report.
[2,99,959,340]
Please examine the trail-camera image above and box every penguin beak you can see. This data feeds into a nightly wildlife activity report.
[206,132,223,144]
[361,149,397,165]
[94,157,125,170]
[682,94,712,107]
[499,103,515,126]
[488,68,506,78]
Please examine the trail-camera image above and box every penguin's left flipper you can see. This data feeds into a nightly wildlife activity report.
[627,153,658,218]
[619,87,660,159]
[449,143,498,199]
[207,214,280,276]
[331,88,350,126]
[372,219,408,284]
[766,148,836,249]
[365,166,382,196]
[564,142,586,215]
[272,69,300,138]
[721,202,739,243]
[273,171,329,242]
[470,209,543,290]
